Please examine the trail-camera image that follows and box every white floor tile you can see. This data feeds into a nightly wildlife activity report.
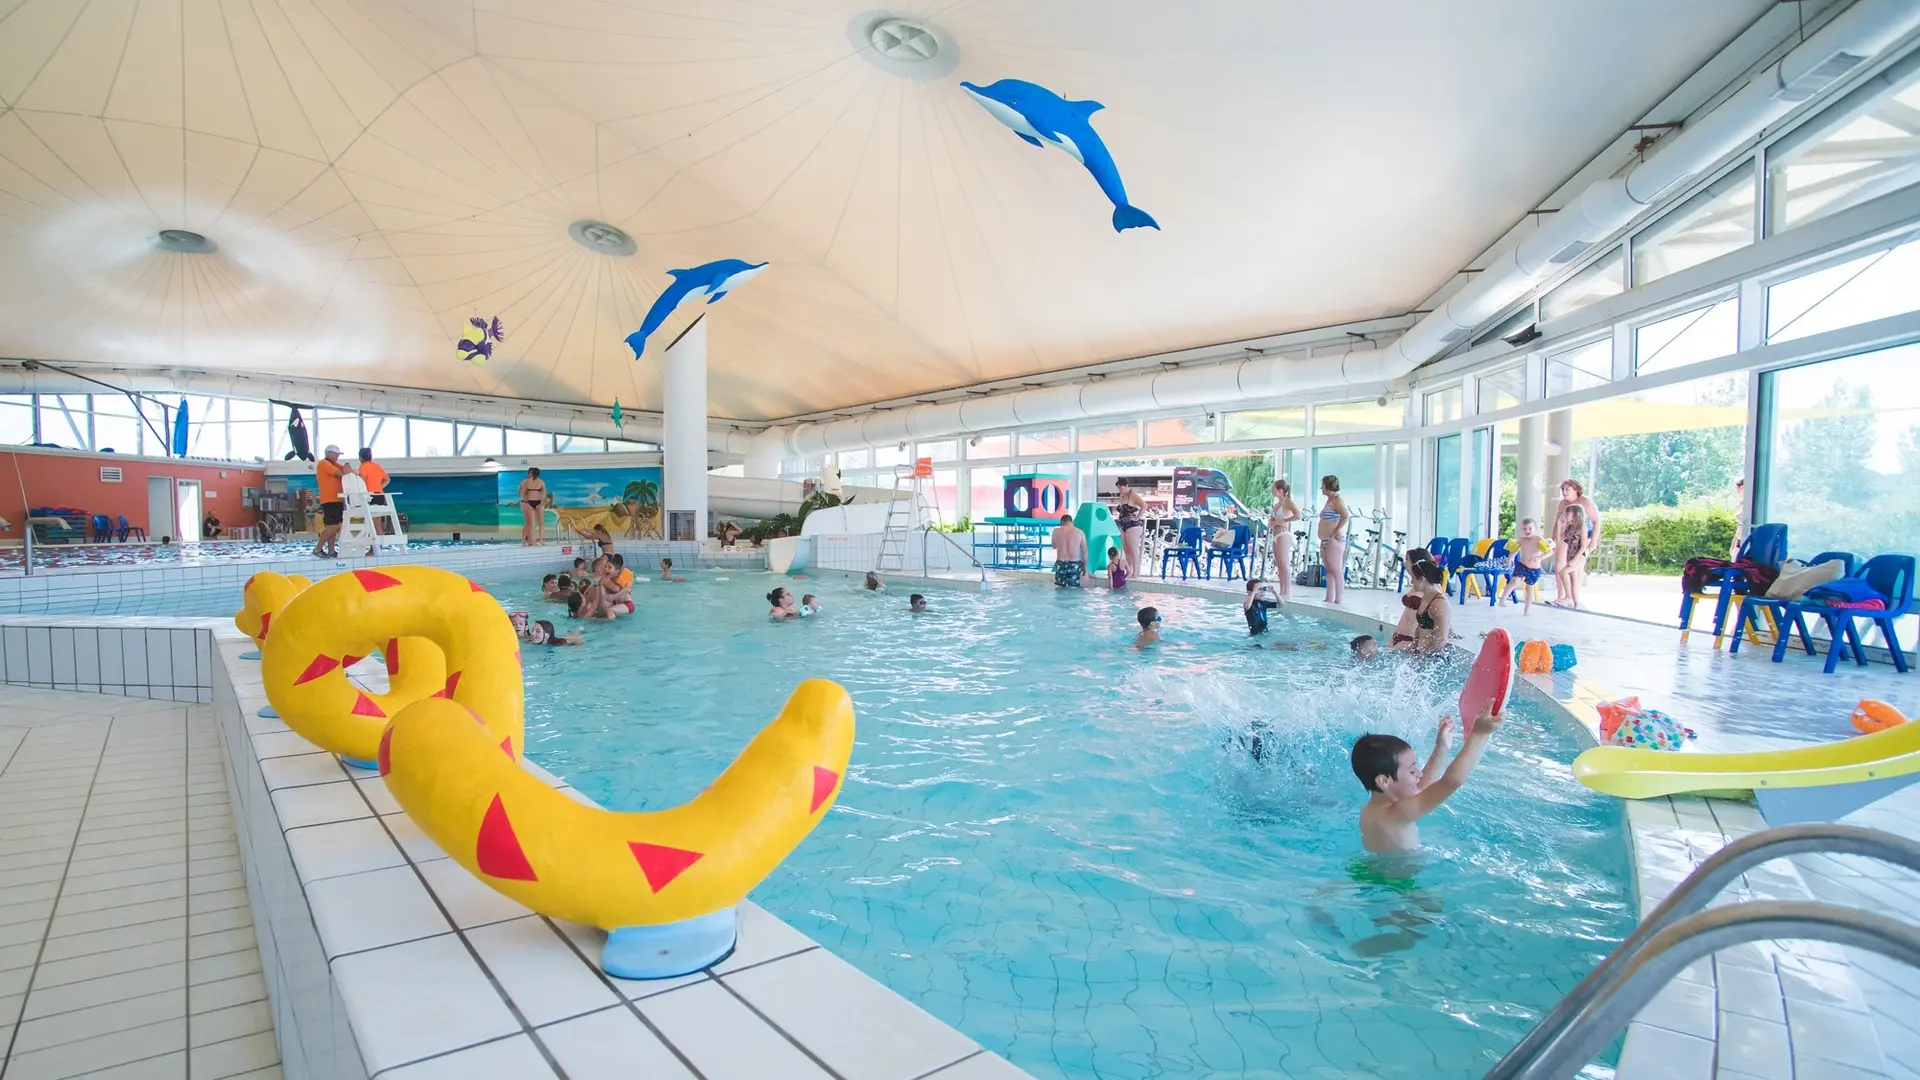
[723,946,979,1080]
[1715,1014,1791,1080]
[331,933,520,1074]
[1788,998,1886,1072]
[375,1034,557,1080]
[258,753,346,791]
[305,866,450,958]
[465,917,617,1027]
[286,819,407,883]
[187,1030,279,1078]
[1613,1022,1715,1080]
[270,781,374,830]
[713,902,816,975]
[923,1053,1033,1080]
[537,1006,697,1080]
[638,980,832,1080]
[414,859,531,929]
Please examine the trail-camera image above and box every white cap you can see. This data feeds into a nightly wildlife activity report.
[323,444,340,454]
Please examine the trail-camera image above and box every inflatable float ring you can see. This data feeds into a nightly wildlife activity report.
[263,567,509,766]
[380,680,855,978]
[234,571,310,661]
[1852,699,1907,734]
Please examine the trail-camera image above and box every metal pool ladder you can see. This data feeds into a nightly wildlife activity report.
[1486,824,1920,1080]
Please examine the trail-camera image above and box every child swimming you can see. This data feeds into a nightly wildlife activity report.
[800,593,820,616]
[523,618,581,646]
[908,593,928,613]
[540,573,559,598]
[659,557,686,583]
[1243,578,1280,635]
[1132,606,1162,648]
[865,572,886,591]
[1108,548,1127,590]
[1349,634,1380,661]
[1351,707,1504,853]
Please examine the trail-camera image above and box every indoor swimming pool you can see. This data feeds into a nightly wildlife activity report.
[495,571,1633,1080]
[0,537,511,574]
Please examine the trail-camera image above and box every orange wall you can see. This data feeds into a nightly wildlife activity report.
[0,449,263,540]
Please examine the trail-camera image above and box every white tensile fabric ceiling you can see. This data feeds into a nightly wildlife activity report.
[0,0,1770,422]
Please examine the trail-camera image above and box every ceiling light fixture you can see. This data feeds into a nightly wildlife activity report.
[848,11,958,79]
[155,229,216,254]
[568,220,636,257]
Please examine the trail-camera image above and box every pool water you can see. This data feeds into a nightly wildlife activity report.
[500,571,1632,1080]
[1,537,510,573]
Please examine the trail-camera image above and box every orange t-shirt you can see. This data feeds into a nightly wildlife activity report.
[358,461,389,494]
[316,458,345,502]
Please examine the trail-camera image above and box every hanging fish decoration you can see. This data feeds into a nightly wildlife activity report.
[457,316,505,366]
[610,399,624,429]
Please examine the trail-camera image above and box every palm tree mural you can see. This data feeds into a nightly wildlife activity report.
[621,478,662,539]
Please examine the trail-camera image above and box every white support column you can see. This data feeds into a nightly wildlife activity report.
[1546,409,1574,504]
[1517,414,1545,528]
[662,316,709,543]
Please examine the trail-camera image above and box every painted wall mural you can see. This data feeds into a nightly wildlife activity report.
[284,464,664,536]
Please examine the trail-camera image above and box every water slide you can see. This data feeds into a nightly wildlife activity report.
[707,477,893,522]
[1573,721,1920,824]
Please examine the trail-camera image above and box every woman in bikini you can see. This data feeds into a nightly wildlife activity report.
[1268,479,1300,598]
[1112,478,1147,578]
[1391,550,1451,654]
[517,468,548,547]
[1317,475,1349,605]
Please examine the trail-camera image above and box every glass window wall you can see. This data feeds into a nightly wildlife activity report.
[1768,63,1920,234]
[966,434,1010,459]
[1767,235,1920,344]
[1545,339,1613,396]
[505,428,551,455]
[1075,422,1138,451]
[408,418,454,457]
[1633,163,1756,286]
[0,394,34,444]
[1423,388,1463,426]
[1017,429,1070,456]
[1145,415,1214,446]
[1540,246,1625,322]
[1635,297,1738,376]
[1477,363,1527,413]
[1314,399,1403,435]
[1224,407,1306,441]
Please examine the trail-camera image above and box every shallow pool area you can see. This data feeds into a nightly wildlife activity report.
[498,571,1634,1080]
[0,536,512,573]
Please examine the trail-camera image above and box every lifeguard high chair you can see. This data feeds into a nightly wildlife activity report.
[338,473,407,557]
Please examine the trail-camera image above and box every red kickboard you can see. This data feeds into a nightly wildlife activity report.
[1458,628,1513,737]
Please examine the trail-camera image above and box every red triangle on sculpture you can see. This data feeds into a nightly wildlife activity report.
[628,842,703,892]
[500,736,514,759]
[350,692,386,718]
[433,671,461,699]
[342,653,364,670]
[476,795,538,881]
[385,638,400,676]
[294,655,339,685]
[377,727,394,777]
[810,767,839,813]
[258,612,272,639]
[469,580,487,593]
[352,569,403,592]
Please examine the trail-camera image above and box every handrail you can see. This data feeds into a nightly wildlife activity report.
[1512,900,1920,1080]
[1487,824,1920,1080]
[920,525,986,583]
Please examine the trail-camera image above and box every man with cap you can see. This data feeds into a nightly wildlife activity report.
[314,444,348,558]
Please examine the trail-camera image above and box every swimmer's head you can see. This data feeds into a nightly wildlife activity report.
[909,594,927,612]
[1352,733,1416,795]
[573,558,586,570]
[557,574,573,590]
[1349,634,1379,660]
[767,587,791,607]
[1136,606,1161,630]
[1245,579,1261,594]
[1109,547,1119,559]
[1408,552,1442,586]
[566,593,585,618]
[865,572,882,589]
[801,594,816,606]
[542,574,557,585]
[528,620,553,644]
[1060,514,1072,525]
[612,554,625,569]
[659,557,669,571]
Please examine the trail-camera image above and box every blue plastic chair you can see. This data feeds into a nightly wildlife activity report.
[1680,523,1787,644]
[1457,539,1514,605]
[117,514,147,542]
[90,514,114,542]
[1434,537,1471,594]
[1730,551,1857,656]
[1160,522,1204,580]
[1207,523,1254,581]
[1773,554,1915,673]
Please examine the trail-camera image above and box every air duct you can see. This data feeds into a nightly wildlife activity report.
[747,0,1920,475]
[0,366,758,454]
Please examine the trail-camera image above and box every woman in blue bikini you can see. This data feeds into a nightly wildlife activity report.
[1318,475,1349,605]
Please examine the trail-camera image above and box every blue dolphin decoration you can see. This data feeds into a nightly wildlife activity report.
[960,78,1157,233]
[624,258,769,358]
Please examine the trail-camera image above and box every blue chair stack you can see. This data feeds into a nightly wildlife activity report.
[1160,522,1204,580]
[1457,539,1514,605]
[1770,553,1916,674]
[1207,522,1253,581]
[1729,551,1857,657]
[1679,523,1787,645]
[1435,537,1471,594]
[90,514,115,543]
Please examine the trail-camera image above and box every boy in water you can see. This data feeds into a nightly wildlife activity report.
[1132,606,1162,648]
[1505,518,1548,616]
[1351,708,1503,853]
[659,557,686,583]
[1349,635,1380,661]
[908,594,928,613]
[1243,578,1280,635]
[540,573,560,598]
[800,593,820,616]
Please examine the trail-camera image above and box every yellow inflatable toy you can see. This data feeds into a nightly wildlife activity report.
[380,680,855,977]
[233,572,310,659]
[1852,699,1908,734]
[262,567,498,768]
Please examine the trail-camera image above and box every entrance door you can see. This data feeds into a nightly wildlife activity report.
[176,480,203,544]
[147,477,174,542]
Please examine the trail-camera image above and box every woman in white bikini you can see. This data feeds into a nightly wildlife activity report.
[1317,475,1349,605]
[1268,479,1300,598]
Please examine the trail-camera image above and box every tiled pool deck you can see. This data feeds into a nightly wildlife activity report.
[3,547,1918,1079]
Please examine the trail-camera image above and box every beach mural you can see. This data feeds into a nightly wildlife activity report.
[283,464,664,537]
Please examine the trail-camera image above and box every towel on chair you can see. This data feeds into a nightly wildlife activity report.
[1803,579,1888,607]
